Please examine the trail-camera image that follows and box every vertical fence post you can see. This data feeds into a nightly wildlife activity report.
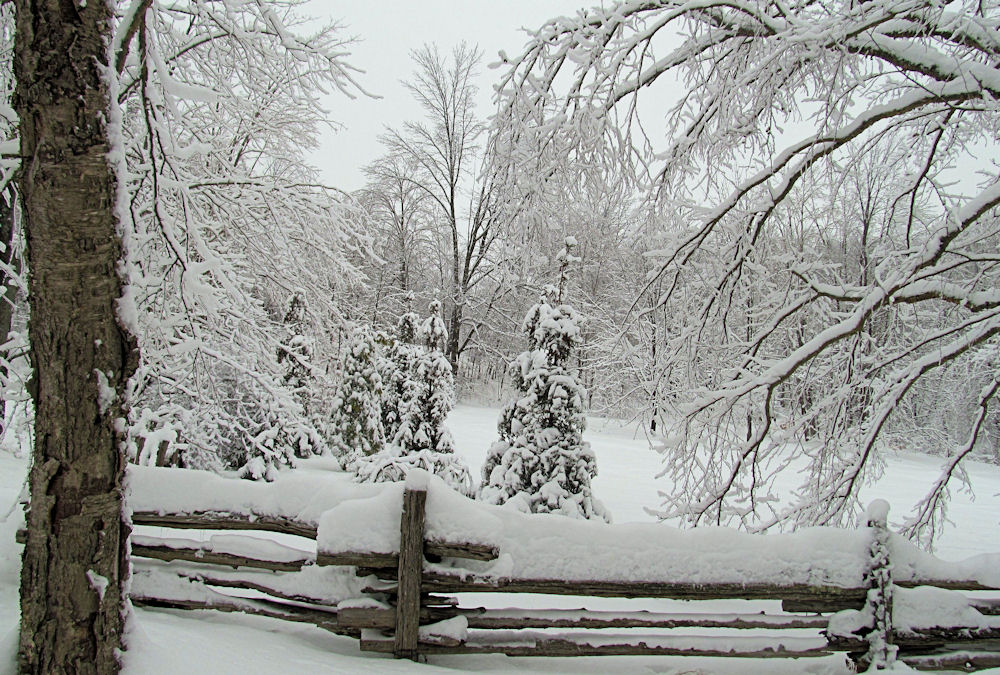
[862,499,895,670]
[394,471,428,660]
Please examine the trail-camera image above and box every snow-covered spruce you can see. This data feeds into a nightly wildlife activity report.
[277,294,313,400]
[480,246,609,521]
[356,302,472,495]
[329,326,385,469]
[378,311,420,443]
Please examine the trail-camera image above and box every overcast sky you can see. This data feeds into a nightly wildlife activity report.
[305,0,588,192]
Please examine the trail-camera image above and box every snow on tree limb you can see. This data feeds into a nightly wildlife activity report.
[494,0,1000,538]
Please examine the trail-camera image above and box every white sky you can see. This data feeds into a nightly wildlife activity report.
[304,0,589,192]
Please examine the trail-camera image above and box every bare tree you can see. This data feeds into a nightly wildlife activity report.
[359,154,434,308]
[495,0,1000,542]
[382,44,512,374]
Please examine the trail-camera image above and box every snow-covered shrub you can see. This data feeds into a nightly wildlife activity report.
[330,326,385,468]
[480,243,609,521]
[125,285,329,478]
[355,443,474,496]
[129,352,324,480]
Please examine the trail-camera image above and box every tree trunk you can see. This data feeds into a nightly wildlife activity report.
[15,0,139,672]
[447,301,462,376]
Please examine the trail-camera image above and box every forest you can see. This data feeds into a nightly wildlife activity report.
[0,0,998,671]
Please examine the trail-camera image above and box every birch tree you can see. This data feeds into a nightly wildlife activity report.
[495,0,1000,542]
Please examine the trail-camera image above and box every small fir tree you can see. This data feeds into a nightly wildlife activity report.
[410,300,457,455]
[381,308,421,443]
[275,293,324,458]
[277,293,311,394]
[330,326,385,468]
[479,238,609,521]
[357,301,473,495]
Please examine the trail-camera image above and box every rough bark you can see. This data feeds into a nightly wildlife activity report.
[14,0,138,672]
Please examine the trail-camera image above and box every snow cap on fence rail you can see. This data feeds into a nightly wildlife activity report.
[866,499,890,528]
[405,468,430,492]
[319,475,1000,589]
[828,585,1000,638]
[127,463,380,526]
[128,464,1000,591]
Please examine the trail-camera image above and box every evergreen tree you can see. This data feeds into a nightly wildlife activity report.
[357,301,473,495]
[274,292,325,460]
[381,307,422,445]
[409,300,457,455]
[330,326,385,468]
[277,293,312,396]
[411,342,457,456]
[480,238,610,521]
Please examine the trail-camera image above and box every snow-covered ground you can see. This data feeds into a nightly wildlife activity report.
[0,402,999,673]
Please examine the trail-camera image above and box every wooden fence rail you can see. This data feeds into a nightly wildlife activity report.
[119,477,1000,672]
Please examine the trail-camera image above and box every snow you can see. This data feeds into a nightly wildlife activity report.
[87,570,109,601]
[406,467,430,491]
[892,586,999,634]
[319,442,999,589]
[132,560,370,608]
[95,368,115,416]
[865,499,890,527]
[452,629,830,653]
[828,585,1000,639]
[419,615,469,643]
[423,485,872,586]
[318,484,403,555]
[127,462,380,527]
[132,534,311,565]
[2,405,1000,673]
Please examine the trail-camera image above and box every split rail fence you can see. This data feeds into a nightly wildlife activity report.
[125,475,1000,671]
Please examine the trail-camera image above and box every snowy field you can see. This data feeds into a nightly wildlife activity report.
[0,403,999,673]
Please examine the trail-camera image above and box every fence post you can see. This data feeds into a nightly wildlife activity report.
[394,471,428,660]
[862,499,895,670]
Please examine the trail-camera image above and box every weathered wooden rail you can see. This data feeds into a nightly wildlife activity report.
[122,473,1000,671]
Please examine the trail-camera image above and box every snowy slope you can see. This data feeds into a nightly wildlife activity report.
[0,403,998,673]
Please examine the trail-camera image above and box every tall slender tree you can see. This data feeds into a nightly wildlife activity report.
[15,0,138,670]
[381,44,514,374]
